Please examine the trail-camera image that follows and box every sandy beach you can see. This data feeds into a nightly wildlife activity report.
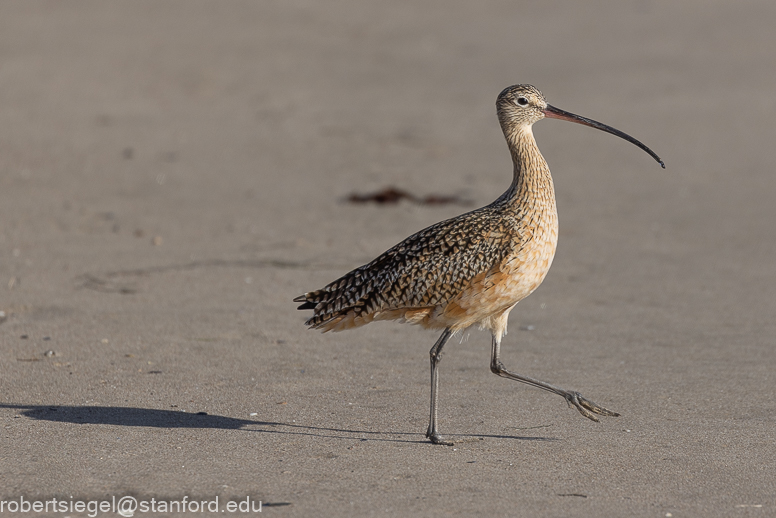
[1,1,775,516]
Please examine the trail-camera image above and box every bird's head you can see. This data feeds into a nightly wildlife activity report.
[496,83,665,168]
[496,84,548,131]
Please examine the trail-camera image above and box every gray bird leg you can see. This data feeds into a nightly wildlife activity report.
[489,335,619,421]
[426,328,454,445]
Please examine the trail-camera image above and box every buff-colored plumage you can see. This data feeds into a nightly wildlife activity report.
[296,85,556,339]
[295,84,663,445]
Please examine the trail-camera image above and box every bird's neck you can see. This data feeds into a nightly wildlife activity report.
[499,125,555,208]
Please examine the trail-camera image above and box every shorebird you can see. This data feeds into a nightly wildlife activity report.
[295,85,664,445]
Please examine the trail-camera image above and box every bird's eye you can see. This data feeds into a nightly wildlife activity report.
[516,97,529,106]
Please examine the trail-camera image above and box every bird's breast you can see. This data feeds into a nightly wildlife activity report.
[440,205,558,329]
[501,215,558,298]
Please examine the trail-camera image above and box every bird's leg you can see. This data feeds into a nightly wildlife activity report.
[489,335,619,421]
[426,328,454,445]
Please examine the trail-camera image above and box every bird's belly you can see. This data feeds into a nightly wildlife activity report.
[440,229,557,329]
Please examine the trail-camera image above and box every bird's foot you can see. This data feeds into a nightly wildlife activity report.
[425,429,454,446]
[564,391,620,422]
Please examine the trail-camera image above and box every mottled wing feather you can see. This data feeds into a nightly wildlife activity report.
[295,205,520,331]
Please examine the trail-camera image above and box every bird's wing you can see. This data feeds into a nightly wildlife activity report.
[295,206,516,329]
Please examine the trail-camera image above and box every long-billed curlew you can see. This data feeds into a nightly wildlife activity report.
[295,85,664,445]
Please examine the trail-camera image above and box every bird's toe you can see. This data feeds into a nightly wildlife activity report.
[565,391,619,421]
[426,431,454,446]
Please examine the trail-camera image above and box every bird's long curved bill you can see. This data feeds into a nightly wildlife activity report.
[543,104,665,168]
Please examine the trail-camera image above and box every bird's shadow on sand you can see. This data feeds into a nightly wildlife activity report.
[0,404,556,444]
